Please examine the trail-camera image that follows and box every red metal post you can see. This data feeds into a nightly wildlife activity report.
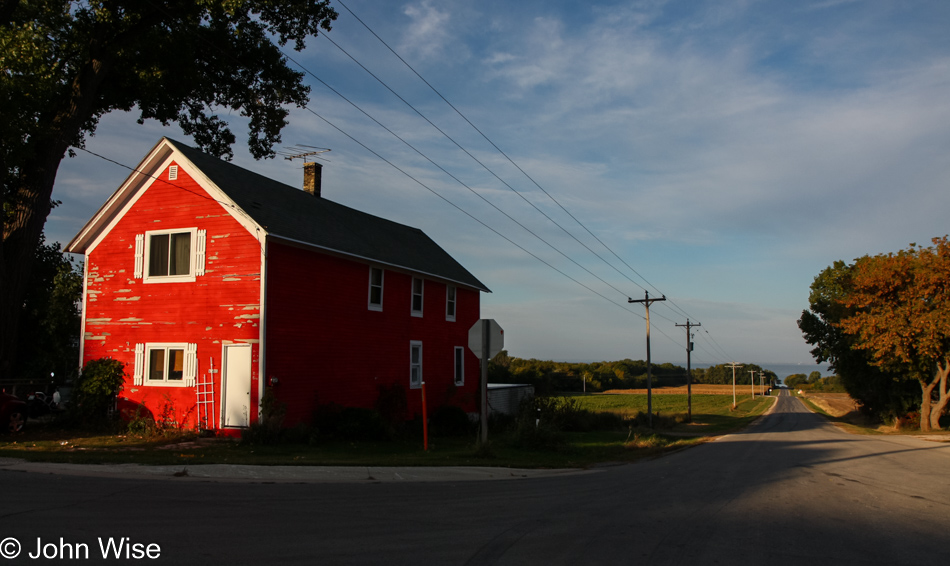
[421,381,428,451]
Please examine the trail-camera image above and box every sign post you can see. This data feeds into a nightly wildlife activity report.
[469,319,503,445]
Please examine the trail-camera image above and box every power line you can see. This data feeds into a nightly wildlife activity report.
[303,106,646,320]
[699,327,735,362]
[336,0,660,294]
[283,49,642,304]
[143,0,648,314]
[128,0,735,357]
[331,0,719,341]
[74,146,268,258]
[317,31,650,297]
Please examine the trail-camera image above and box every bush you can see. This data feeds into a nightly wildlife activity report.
[627,411,677,430]
[510,396,568,450]
[241,389,287,445]
[525,396,625,433]
[125,408,157,436]
[429,405,474,437]
[336,407,391,441]
[511,417,566,450]
[72,357,125,426]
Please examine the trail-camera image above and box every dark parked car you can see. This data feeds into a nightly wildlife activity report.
[1,392,27,433]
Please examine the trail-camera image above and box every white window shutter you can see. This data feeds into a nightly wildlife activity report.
[184,343,198,386]
[195,229,206,276]
[134,234,144,279]
[134,343,145,385]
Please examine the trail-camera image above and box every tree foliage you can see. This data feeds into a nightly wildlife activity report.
[489,353,692,395]
[487,352,778,394]
[799,260,918,422]
[784,373,807,389]
[13,234,82,383]
[837,237,950,431]
[0,0,337,379]
[692,363,775,386]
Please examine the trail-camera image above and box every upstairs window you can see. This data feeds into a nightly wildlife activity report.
[411,277,424,317]
[150,231,191,277]
[368,267,384,311]
[446,285,457,321]
[135,228,205,283]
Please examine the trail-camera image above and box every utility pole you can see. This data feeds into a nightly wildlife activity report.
[629,291,666,428]
[675,319,700,423]
[749,370,756,399]
[726,362,743,409]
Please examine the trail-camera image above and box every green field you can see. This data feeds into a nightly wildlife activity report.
[561,392,773,434]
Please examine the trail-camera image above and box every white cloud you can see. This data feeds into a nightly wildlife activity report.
[46,0,950,365]
[400,1,454,62]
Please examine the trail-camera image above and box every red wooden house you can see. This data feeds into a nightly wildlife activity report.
[66,138,489,431]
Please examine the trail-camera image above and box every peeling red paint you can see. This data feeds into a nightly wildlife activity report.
[81,161,262,431]
[75,145,483,432]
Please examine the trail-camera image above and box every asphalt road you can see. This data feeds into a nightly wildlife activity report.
[2,392,949,565]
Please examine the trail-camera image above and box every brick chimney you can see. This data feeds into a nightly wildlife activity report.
[303,162,322,197]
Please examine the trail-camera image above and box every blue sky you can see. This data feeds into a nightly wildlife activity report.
[46,0,950,369]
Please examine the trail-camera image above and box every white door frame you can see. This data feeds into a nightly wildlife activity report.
[221,343,252,428]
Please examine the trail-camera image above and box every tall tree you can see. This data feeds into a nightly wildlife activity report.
[837,238,950,431]
[0,0,337,378]
[799,261,917,421]
[14,234,82,384]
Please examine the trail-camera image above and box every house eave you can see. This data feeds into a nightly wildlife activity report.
[267,233,491,293]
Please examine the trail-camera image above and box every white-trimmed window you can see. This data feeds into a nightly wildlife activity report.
[446,285,457,321]
[135,228,206,283]
[410,341,423,389]
[133,343,197,387]
[368,267,384,311]
[454,346,465,386]
[411,277,424,317]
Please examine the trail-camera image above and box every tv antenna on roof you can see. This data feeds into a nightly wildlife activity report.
[276,145,331,162]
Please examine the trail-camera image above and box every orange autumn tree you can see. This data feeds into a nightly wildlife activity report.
[838,237,950,431]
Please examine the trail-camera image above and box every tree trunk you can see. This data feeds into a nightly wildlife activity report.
[928,360,950,431]
[1,54,114,380]
[919,377,936,432]
[1,140,66,379]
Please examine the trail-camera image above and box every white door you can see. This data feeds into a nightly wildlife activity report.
[221,344,252,428]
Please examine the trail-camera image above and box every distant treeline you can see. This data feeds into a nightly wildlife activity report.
[488,351,778,395]
[784,371,845,392]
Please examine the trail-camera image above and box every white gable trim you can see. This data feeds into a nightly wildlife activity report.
[66,138,267,256]
[168,145,263,238]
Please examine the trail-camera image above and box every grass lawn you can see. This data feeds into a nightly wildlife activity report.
[0,393,774,469]
[564,391,774,435]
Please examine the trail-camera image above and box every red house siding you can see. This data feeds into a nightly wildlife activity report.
[265,241,480,426]
[81,162,263,429]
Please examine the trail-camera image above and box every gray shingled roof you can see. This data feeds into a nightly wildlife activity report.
[169,139,489,292]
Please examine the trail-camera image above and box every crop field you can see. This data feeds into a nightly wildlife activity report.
[797,391,857,417]
[603,384,769,396]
